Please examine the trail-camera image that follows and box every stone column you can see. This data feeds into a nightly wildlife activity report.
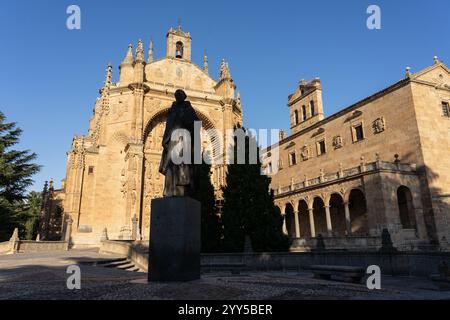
[294,211,301,238]
[308,208,316,238]
[344,202,352,236]
[282,214,288,236]
[325,205,333,236]
[64,218,73,250]
[9,228,19,254]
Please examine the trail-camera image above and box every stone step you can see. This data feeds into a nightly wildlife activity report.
[89,257,143,273]
[102,259,132,269]
[116,262,136,270]
[94,257,128,265]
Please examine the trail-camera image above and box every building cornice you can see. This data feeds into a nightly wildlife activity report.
[265,77,411,152]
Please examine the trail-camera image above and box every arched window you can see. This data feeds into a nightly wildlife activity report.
[302,105,307,121]
[285,203,296,238]
[310,101,315,116]
[176,41,184,58]
[294,110,299,125]
[348,189,368,236]
[397,186,416,229]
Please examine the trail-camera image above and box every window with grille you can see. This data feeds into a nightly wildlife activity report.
[442,101,450,118]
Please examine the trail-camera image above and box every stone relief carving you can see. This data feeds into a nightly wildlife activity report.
[300,145,310,161]
[89,90,111,146]
[69,138,86,169]
[146,121,165,151]
[145,98,162,114]
[332,135,343,149]
[373,117,386,134]
[120,168,127,198]
[111,101,127,119]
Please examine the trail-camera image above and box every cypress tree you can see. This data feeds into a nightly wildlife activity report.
[192,152,221,253]
[221,129,291,252]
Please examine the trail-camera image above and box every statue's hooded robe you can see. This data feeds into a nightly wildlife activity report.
[159,90,200,197]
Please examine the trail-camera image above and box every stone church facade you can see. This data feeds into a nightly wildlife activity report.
[41,26,243,246]
[264,57,450,251]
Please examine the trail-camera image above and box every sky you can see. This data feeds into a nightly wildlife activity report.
[0,0,449,192]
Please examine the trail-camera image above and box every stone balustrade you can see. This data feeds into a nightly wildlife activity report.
[275,160,417,196]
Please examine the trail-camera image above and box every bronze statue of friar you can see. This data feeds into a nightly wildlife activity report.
[159,89,200,197]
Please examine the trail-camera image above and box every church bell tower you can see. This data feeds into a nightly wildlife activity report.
[166,22,192,61]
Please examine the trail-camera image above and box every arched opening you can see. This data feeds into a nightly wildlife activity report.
[397,186,416,229]
[302,105,307,121]
[329,193,346,236]
[348,189,368,236]
[298,200,310,238]
[313,197,327,236]
[310,101,315,116]
[294,110,299,125]
[141,108,218,238]
[176,41,184,58]
[285,203,296,238]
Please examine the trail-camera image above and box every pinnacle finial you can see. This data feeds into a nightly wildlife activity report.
[136,39,144,63]
[405,66,411,78]
[177,17,182,30]
[434,56,440,64]
[148,39,154,63]
[104,63,113,88]
[121,44,134,65]
[219,58,231,80]
[203,49,209,73]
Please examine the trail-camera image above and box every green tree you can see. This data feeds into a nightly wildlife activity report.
[221,129,291,252]
[192,152,222,253]
[0,111,41,241]
[22,191,43,240]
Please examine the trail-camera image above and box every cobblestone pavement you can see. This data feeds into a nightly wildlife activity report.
[1,250,450,300]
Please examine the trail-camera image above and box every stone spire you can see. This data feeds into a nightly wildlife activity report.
[148,39,154,63]
[104,63,112,88]
[135,39,145,63]
[119,44,135,84]
[219,59,231,80]
[203,50,209,73]
[235,91,242,111]
[121,44,135,66]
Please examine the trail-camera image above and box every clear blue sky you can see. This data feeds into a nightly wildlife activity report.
[0,0,449,192]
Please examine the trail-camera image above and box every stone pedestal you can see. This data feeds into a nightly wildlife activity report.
[148,197,201,282]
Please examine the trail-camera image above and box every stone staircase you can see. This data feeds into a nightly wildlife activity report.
[84,257,144,273]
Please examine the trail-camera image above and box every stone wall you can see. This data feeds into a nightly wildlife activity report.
[0,241,10,254]
[291,236,381,252]
[202,251,450,277]
[0,240,69,255]
[99,240,149,271]
[99,240,450,277]
[17,241,68,253]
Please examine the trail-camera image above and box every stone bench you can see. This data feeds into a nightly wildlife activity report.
[308,265,366,284]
